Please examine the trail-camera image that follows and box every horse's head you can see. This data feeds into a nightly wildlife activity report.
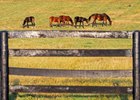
[110,21,112,25]
[84,18,90,26]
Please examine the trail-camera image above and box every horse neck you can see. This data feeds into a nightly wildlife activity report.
[70,18,74,25]
[106,15,112,25]
[88,15,93,21]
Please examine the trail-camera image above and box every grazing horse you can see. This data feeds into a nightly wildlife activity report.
[88,13,112,27]
[74,16,89,28]
[23,16,35,28]
[59,15,74,26]
[49,16,61,27]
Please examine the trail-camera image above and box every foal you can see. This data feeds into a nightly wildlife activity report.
[74,16,88,28]
[23,16,35,28]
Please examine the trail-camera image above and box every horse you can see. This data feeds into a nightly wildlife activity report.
[23,16,35,28]
[49,16,61,27]
[59,15,74,26]
[74,16,89,28]
[88,13,112,27]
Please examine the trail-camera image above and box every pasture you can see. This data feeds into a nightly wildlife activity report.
[9,37,133,100]
[0,0,140,30]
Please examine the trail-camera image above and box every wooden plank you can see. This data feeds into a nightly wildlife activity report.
[9,49,132,57]
[10,85,132,94]
[8,30,132,38]
[9,67,132,78]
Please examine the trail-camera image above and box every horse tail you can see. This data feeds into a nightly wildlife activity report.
[49,16,53,27]
[22,18,27,28]
[106,14,112,25]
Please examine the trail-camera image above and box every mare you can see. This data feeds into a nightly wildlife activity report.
[74,16,89,28]
[88,13,112,27]
[23,16,35,28]
[59,15,74,26]
[49,16,61,27]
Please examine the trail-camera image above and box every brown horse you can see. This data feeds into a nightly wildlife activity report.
[23,16,35,28]
[49,16,61,27]
[59,15,74,26]
[88,13,112,27]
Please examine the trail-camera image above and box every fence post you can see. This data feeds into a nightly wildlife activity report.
[133,31,140,100]
[0,31,9,100]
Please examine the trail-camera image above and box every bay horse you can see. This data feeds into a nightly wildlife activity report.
[49,16,61,27]
[59,15,74,26]
[23,16,35,28]
[74,16,89,28]
[88,13,112,27]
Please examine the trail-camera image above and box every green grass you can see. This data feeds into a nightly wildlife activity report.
[9,38,132,49]
[0,0,140,30]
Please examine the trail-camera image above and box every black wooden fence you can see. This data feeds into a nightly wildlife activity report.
[0,31,140,100]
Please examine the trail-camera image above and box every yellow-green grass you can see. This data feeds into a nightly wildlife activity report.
[15,93,132,100]
[9,76,132,86]
[9,57,132,86]
[9,38,132,49]
[0,0,140,30]
[9,57,132,70]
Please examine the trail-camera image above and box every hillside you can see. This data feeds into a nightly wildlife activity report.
[0,0,140,30]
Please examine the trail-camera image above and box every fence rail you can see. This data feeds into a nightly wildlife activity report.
[9,67,132,78]
[10,85,132,94]
[9,49,132,57]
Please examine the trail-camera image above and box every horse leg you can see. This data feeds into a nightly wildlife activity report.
[92,21,95,27]
[102,21,104,26]
[80,22,82,28]
[75,22,77,28]
[82,21,84,28]
[50,21,53,27]
[33,22,35,26]
[105,21,107,26]
[58,20,61,27]
[27,22,29,28]
[32,22,35,28]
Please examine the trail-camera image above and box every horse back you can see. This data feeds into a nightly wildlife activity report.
[49,16,60,22]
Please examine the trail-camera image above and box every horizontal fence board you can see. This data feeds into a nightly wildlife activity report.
[9,67,132,78]
[10,85,132,94]
[8,30,132,38]
[9,49,132,57]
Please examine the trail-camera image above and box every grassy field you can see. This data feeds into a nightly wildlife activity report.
[0,0,140,30]
[6,0,135,99]
[9,38,132,49]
